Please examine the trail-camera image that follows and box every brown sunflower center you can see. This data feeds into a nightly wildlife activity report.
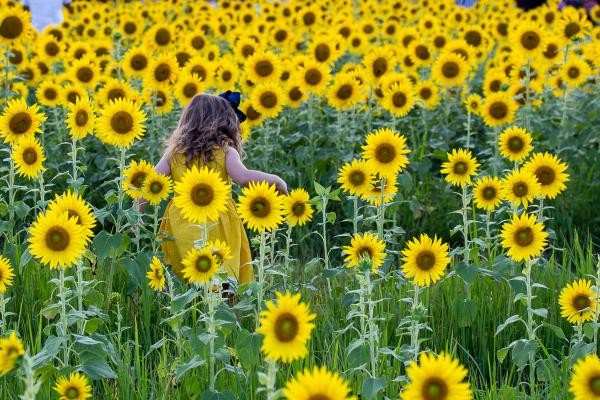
[76,67,94,83]
[130,54,148,71]
[589,376,600,395]
[131,172,147,188]
[154,63,171,82]
[274,313,299,342]
[150,182,163,194]
[254,60,273,77]
[156,91,166,106]
[274,29,287,42]
[124,22,137,34]
[498,22,508,36]
[260,91,277,108]
[513,182,528,197]
[195,255,212,273]
[303,11,316,26]
[315,44,330,62]
[45,42,59,56]
[191,36,205,50]
[416,250,436,271]
[567,66,580,79]
[67,91,79,104]
[422,377,449,400]
[155,28,171,45]
[22,148,37,165]
[305,69,322,85]
[44,88,58,100]
[250,197,270,218]
[222,70,232,81]
[292,202,305,217]
[372,57,388,78]
[242,45,255,58]
[191,66,207,81]
[489,101,508,119]
[45,226,70,252]
[67,210,82,225]
[350,171,365,186]
[183,83,198,98]
[307,394,331,400]
[514,227,534,246]
[65,387,79,399]
[489,79,501,92]
[520,31,540,50]
[543,44,558,59]
[246,105,261,120]
[508,136,524,152]
[465,30,482,47]
[108,88,126,101]
[573,294,591,312]
[535,166,555,186]
[75,110,88,127]
[9,112,32,134]
[453,161,468,175]
[110,111,134,134]
[564,22,580,39]
[289,87,303,102]
[432,37,445,50]
[339,26,351,38]
[191,184,214,206]
[336,84,353,100]
[375,143,396,164]
[420,87,432,100]
[351,38,361,47]
[392,92,407,108]
[9,49,23,65]
[483,186,496,200]
[0,16,23,40]
[442,61,459,79]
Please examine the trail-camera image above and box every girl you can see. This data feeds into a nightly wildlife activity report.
[139,93,288,284]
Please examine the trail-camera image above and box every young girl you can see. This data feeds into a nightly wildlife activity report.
[143,93,288,284]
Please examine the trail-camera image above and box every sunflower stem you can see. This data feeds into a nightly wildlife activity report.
[0,293,5,334]
[283,222,292,289]
[264,359,278,400]
[6,146,15,243]
[38,171,46,211]
[166,269,183,359]
[593,256,600,351]
[75,259,84,335]
[204,282,219,392]
[364,268,378,378]
[377,177,386,240]
[152,205,160,254]
[410,284,421,361]
[461,185,472,300]
[320,193,332,297]
[466,111,472,149]
[70,136,78,184]
[524,259,536,395]
[256,230,267,329]
[58,268,69,366]
[19,352,41,400]
[352,196,359,235]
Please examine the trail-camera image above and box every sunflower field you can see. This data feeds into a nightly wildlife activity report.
[1,0,600,398]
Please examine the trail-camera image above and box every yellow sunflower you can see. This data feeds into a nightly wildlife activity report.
[144,88,173,115]
[498,126,533,162]
[381,82,415,118]
[473,176,502,211]
[123,160,154,199]
[46,191,96,238]
[360,174,399,206]
[36,81,61,107]
[174,73,205,107]
[53,372,92,400]
[141,172,173,206]
[463,94,483,115]
[415,81,440,110]
[327,73,363,110]
[96,78,136,106]
[510,21,546,59]
[363,47,396,83]
[337,159,374,196]
[0,98,46,144]
[173,166,231,224]
[500,169,541,208]
[12,135,46,179]
[342,232,386,271]
[500,213,548,262]
[245,51,281,84]
[560,57,591,88]
[61,84,89,106]
[556,7,591,43]
[181,247,219,285]
[441,149,480,187]
[401,352,472,400]
[96,98,147,148]
[481,92,517,128]
[570,354,600,400]
[296,60,330,95]
[237,181,285,232]
[0,7,31,45]
[0,332,25,377]
[66,98,95,140]
[559,279,596,325]
[431,52,470,87]
[68,58,100,88]
[523,152,569,199]
[28,211,87,269]
[145,54,179,89]
[0,255,15,294]
[283,366,354,400]
[147,256,166,291]
[256,292,316,363]
[122,48,150,78]
[205,239,233,266]
[362,128,410,179]
[250,83,284,118]
[284,189,314,227]
[401,234,450,287]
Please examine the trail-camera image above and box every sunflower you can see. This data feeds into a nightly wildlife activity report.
[523,152,569,199]
[510,21,546,59]
[473,176,502,211]
[498,126,533,162]
[181,247,219,285]
[284,189,314,227]
[556,7,591,42]
[142,172,173,205]
[337,159,374,196]
[36,81,61,107]
[145,54,179,89]
[361,174,399,206]
[65,98,94,140]
[96,78,136,106]
[308,35,342,65]
[500,213,548,262]
[144,88,173,115]
[173,165,231,224]
[173,72,204,106]
[464,94,482,115]
[53,372,92,400]
[363,47,396,83]
[28,211,87,269]
[381,82,415,118]
[441,149,480,187]
[237,181,285,232]
[0,98,46,144]
[96,98,146,148]
[0,332,25,377]
[122,48,150,78]
[146,24,174,49]
[123,160,154,199]
[46,191,96,239]
[570,354,600,400]
[409,40,433,67]
[483,69,508,97]
[296,60,330,95]
[401,352,472,400]
[257,292,316,363]
[539,35,563,66]
[362,128,410,179]
[401,234,450,287]
[241,101,264,128]
[327,73,363,110]
[12,135,46,179]
[147,256,166,291]
[245,51,281,84]
[61,84,89,106]
[0,7,31,45]
[431,51,470,87]
[205,239,233,266]
[0,256,15,294]
[68,58,99,88]
[250,83,284,118]
[560,57,591,88]
[343,232,386,271]
[481,92,517,128]
[415,81,440,110]
[559,279,596,325]
[501,169,541,208]
[283,366,354,400]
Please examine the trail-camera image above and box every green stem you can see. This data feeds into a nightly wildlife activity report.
[365,269,377,378]
[593,257,600,351]
[75,260,84,335]
[71,136,78,183]
[524,260,536,394]
[256,230,267,329]
[377,178,386,240]
[7,146,15,243]
[264,359,278,400]
[166,270,183,359]
[466,111,472,149]
[152,205,160,254]
[352,196,359,235]
[59,268,69,366]
[205,284,218,391]
[410,284,421,361]
[283,222,292,288]
[461,185,472,300]
[0,293,5,334]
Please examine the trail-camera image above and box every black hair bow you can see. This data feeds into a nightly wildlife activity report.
[219,90,246,123]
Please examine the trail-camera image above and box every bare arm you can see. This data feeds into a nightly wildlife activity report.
[134,152,172,214]
[225,147,288,194]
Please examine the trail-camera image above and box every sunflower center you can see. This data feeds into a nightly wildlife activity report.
[589,376,600,395]
[9,49,23,65]
[305,69,322,85]
[255,60,273,77]
[183,83,198,98]
[420,88,432,100]
[308,394,331,400]
[260,92,277,108]
[108,88,126,101]
[0,16,24,39]
[274,30,287,42]
[64,386,79,399]
[514,227,534,246]
[195,255,212,273]
[110,111,134,134]
[535,166,555,185]
[375,143,396,164]
[513,182,528,197]
[372,57,387,78]
[350,171,365,186]
[22,148,38,165]
[246,105,261,120]
[154,63,171,82]
[392,92,407,108]
[337,84,353,100]
[489,102,508,119]
[44,88,57,100]
[573,294,590,312]
[508,136,524,152]
[441,61,459,78]
[422,377,448,400]
[289,87,303,102]
[131,172,147,188]
[434,36,446,49]
[292,202,305,217]
[155,28,171,45]
[303,11,316,26]
[465,30,482,47]
[77,67,94,83]
[564,22,580,38]
[67,210,82,225]
[191,66,207,80]
[124,21,136,34]
[9,112,32,134]
[453,161,467,175]
[250,197,271,218]
[191,36,205,50]
[45,42,59,56]
[274,313,299,342]
[416,250,436,270]
[497,23,508,36]
[242,45,255,58]
[520,31,540,50]
[191,184,214,206]
[543,44,558,59]
[67,91,79,104]
[351,38,361,47]
[315,44,330,62]
[483,186,496,200]
[489,80,501,92]
[150,182,163,194]
[131,54,148,71]
[45,226,70,252]
[567,67,579,79]
[222,70,232,81]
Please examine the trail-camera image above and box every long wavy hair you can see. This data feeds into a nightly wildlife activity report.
[164,94,243,164]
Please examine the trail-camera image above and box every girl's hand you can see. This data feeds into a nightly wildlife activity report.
[275,177,289,195]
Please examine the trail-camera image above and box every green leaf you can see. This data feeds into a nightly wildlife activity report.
[362,377,387,400]
[456,261,478,285]
[496,315,523,335]
[176,356,206,379]
[326,211,337,223]
[235,330,262,368]
[200,390,237,400]
[92,231,130,262]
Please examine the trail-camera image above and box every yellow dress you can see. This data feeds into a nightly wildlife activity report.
[160,148,254,283]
